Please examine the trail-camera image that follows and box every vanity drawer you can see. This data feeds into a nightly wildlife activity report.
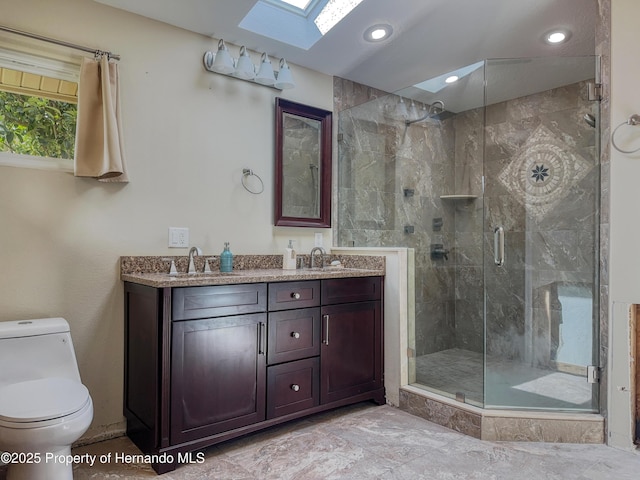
[268,307,320,365]
[172,283,267,321]
[268,280,320,311]
[321,277,381,305]
[266,357,319,419]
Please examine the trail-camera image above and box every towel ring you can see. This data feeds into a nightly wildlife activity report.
[242,168,264,195]
[612,114,640,154]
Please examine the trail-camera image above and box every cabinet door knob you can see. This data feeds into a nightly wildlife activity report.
[291,331,300,339]
[291,292,301,299]
[291,384,300,392]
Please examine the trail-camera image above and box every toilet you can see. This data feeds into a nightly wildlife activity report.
[0,318,93,480]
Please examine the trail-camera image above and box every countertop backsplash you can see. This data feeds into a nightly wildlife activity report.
[120,253,385,287]
[120,253,385,276]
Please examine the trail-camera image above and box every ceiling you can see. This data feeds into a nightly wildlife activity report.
[93,0,596,110]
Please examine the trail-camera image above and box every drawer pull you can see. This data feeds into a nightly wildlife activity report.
[291,292,301,299]
[291,331,300,339]
[291,384,300,392]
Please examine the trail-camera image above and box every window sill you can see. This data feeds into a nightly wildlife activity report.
[0,152,73,173]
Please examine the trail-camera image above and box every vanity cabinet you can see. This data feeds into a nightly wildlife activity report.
[123,275,383,474]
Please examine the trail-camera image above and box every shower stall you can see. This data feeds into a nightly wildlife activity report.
[336,56,600,412]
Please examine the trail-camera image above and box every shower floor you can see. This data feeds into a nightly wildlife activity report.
[414,348,595,411]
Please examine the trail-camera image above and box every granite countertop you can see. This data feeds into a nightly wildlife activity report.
[121,254,385,288]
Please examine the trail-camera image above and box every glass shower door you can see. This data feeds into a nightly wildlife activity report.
[482,56,600,411]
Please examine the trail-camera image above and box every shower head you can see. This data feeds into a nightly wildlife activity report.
[583,113,596,128]
[406,100,445,126]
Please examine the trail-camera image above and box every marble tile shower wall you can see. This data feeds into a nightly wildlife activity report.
[451,109,484,355]
[483,80,598,364]
[335,77,599,367]
[337,93,459,356]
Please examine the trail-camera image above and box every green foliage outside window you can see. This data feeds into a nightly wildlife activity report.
[0,90,77,160]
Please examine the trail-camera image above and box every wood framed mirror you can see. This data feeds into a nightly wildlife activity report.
[275,98,332,227]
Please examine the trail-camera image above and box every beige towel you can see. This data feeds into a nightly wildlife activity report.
[74,55,129,182]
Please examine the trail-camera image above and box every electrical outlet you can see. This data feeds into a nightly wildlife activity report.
[168,227,189,248]
[314,232,323,248]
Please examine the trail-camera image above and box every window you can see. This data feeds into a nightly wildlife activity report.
[241,0,364,50]
[275,0,314,12]
[0,46,80,171]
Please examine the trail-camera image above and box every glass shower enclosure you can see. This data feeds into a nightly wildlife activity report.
[336,56,600,412]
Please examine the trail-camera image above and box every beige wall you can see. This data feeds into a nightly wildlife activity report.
[609,0,640,449]
[610,1,640,299]
[0,0,333,441]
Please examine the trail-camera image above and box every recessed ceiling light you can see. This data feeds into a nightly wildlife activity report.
[445,75,459,84]
[370,28,387,40]
[364,24,393,42]
[544,29,570,45]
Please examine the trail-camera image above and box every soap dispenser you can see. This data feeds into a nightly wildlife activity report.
[220,242,233,273]
[283,240,297,270]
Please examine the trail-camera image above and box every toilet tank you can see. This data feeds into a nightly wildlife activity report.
[0,318,82,388]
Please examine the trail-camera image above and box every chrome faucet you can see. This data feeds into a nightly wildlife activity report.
[309,246,326,269]
[187,246,202,274]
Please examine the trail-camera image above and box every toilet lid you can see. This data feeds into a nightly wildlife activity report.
[0,377,90,423]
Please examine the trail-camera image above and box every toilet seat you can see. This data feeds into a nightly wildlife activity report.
[0,377,90,423]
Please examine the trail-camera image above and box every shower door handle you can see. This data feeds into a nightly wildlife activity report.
[494,226,505,266]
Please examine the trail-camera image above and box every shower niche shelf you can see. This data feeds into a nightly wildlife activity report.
[440,194,478,201]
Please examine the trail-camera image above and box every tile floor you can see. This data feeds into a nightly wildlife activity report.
[415,348,593,410]
[1,403,638,479]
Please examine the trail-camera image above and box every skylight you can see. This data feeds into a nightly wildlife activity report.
[314,0,364,35]
[414,61,484,94]
[280,0,313,10]
[240,0,365,50]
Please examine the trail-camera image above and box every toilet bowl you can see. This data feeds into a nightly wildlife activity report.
[0,318,94,480]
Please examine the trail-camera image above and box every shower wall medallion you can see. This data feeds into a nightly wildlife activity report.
[497,124,592,220]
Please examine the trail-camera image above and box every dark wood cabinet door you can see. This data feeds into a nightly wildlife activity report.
[170,313,266,444]
[320,301,382,404]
